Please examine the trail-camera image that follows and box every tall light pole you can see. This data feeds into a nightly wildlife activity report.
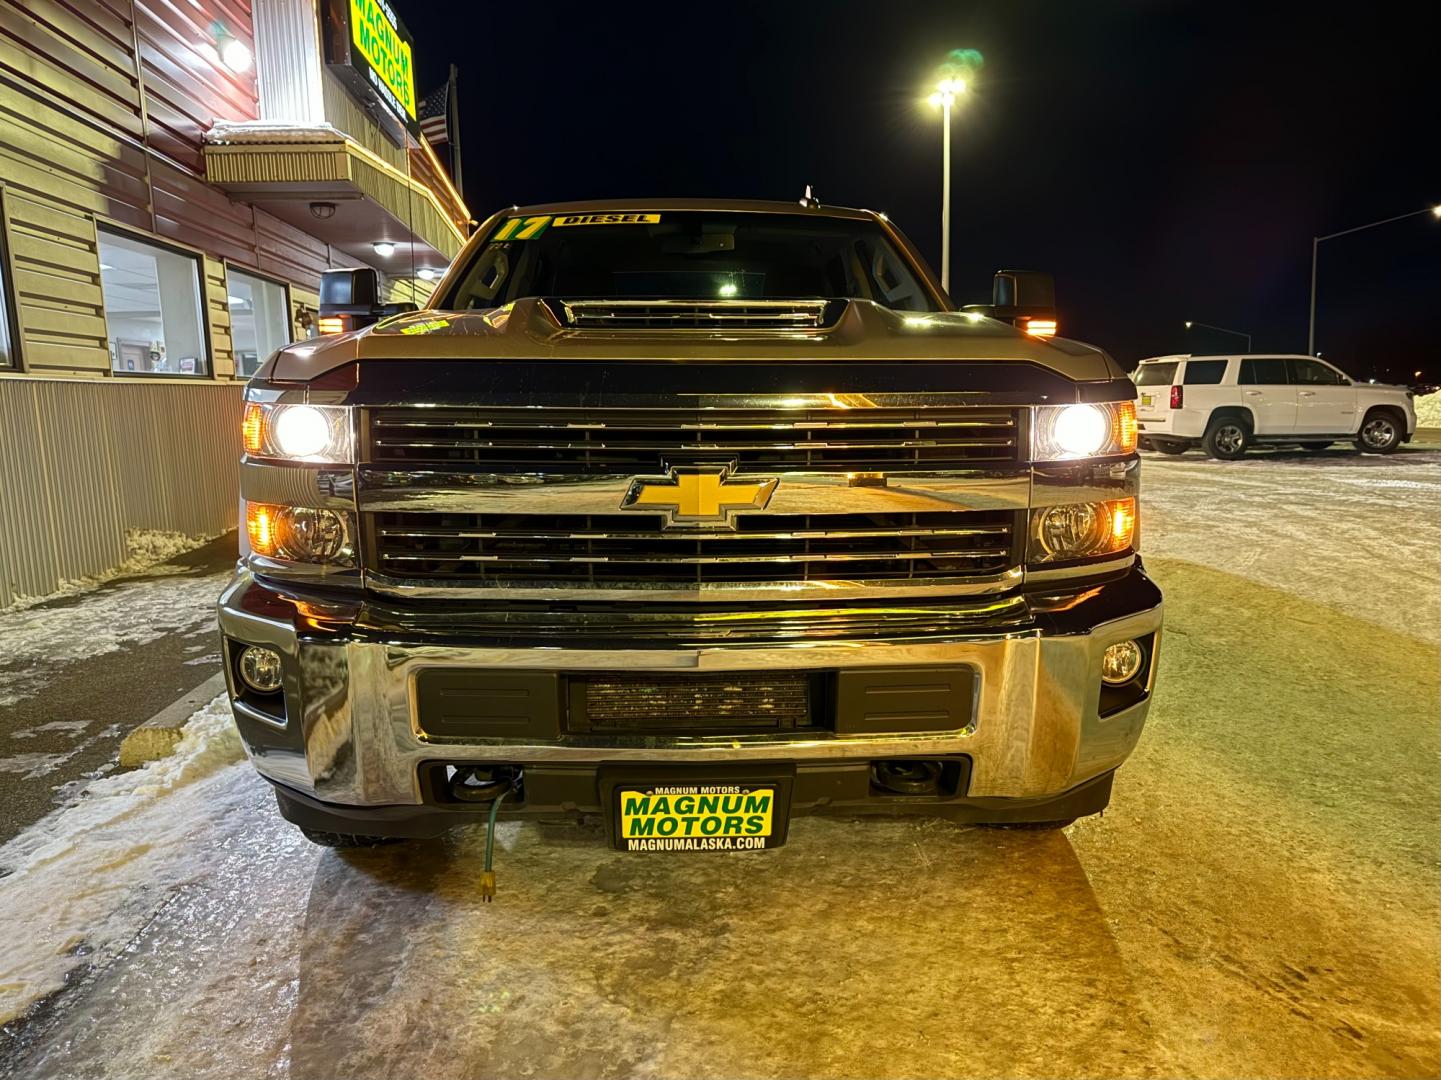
[927,77,966,295]
[1308,204,1441,356]
[1185,320,1252,351]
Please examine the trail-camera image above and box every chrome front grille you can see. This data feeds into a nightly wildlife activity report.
[365,406,1020,473]
[360,403,1027,600]
[367,510,1018,586]
[556,299,834,330]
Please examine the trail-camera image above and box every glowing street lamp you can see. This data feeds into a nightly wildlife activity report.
[926,76,968,295]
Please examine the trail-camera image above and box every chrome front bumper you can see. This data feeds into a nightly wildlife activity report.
[217,567,1162,809]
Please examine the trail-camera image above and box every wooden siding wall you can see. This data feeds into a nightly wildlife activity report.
[0,0,343,381]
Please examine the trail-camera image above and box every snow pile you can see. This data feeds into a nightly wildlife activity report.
[0,570,226,707]
[0,696,246,1024]
[1414,391,1441,429]
[0,528,219,614]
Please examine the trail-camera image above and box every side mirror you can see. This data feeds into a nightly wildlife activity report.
[962,271,1059,337]
[318,268,415,332]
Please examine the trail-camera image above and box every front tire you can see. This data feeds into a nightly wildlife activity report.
[299,827,404,849]
[1355,411,1403,454]
[1202,416,1251,459]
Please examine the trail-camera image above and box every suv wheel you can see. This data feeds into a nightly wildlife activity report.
[1355,411,1403,454]
[1202,416,1251,460]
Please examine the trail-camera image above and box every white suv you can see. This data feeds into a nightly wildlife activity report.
[1133,354,1417,459]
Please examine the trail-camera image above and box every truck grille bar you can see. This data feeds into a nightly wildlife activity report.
[365,406,1020,473]
[368,511,1017,586]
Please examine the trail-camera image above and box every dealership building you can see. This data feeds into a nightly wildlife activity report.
[0,0,469,605]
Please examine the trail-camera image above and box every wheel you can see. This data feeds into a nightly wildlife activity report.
[1355,411,1403,454]
[1300,442,1332,451]
[977,818,1077,832]
[299,827,404,849]
[1152,440,1187,455]
[1202,416,1251,459]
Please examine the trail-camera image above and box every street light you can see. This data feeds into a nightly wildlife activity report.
[926,77,967,295]
[1185,320,1252,351]
[1307,203,1441,355]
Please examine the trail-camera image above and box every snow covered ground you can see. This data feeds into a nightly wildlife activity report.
[0,451,1437,1079]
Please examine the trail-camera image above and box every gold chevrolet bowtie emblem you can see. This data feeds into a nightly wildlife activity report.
[622,466,777,527]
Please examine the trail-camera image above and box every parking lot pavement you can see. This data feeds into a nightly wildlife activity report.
[0,535,236,846]
[1,456,1437,1079]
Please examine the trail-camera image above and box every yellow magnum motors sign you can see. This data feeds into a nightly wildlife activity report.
[619,786,775,851]
[348,0,416,120]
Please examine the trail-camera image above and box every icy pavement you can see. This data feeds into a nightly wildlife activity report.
[1,455,1438,1079]
[0,536,237,846]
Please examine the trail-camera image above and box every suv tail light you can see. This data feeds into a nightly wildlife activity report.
[1169,385,1183,409]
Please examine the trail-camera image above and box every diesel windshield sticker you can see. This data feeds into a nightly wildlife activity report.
[491,215,553,240]
[552,212,661,227]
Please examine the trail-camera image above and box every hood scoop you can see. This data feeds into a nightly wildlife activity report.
[551,298,840,332]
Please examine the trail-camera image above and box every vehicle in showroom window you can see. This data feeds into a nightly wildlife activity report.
[1134,353,1417,459]
[220,198,1161,873]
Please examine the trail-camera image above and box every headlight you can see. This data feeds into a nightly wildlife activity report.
[1032,402,1137,460]
[246,503,354,566]
[1029,497,1136,563]
[242,402,353,464]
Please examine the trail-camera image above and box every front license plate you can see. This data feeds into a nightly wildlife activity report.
[617,784,779,852]
[1140,393,1154,408]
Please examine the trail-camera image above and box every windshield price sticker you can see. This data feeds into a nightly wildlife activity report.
[619,785,774,851]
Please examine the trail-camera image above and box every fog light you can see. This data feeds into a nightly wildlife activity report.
[1101,640,1144,686]
[238,645,283,693]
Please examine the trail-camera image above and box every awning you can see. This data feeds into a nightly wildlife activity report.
[203,121,471,275]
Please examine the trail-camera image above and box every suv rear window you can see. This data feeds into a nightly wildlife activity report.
[1240,358,1289,385]
[1134,362,1177,386]
[1183,359,1227,384]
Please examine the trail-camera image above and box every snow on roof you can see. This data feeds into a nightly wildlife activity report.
[205,120,348,145]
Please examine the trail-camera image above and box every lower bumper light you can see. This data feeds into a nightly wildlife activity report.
[1101,640,1144,685]
[238,645,283,693]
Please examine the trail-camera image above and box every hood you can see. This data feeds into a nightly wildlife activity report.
[265,298,1123,383]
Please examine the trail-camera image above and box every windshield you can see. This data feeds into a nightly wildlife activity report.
[1134,361,1178,386]
[444,211,938,312]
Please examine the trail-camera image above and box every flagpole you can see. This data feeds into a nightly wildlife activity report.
[448,63,464,201]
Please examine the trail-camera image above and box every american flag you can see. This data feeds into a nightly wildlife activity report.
[418,80,450,145]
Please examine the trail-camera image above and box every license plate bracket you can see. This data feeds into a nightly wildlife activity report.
[599,763,795,851]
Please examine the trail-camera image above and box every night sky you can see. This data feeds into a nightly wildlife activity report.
[404,1,1440,382]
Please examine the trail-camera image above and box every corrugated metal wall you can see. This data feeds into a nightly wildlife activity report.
[0,378,242,606]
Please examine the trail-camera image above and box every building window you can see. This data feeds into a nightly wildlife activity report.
[227,269,291,376]
[0,214,15,368]
[98,228,208,375]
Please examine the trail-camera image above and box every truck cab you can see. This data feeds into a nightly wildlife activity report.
[219,198,1162,852]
